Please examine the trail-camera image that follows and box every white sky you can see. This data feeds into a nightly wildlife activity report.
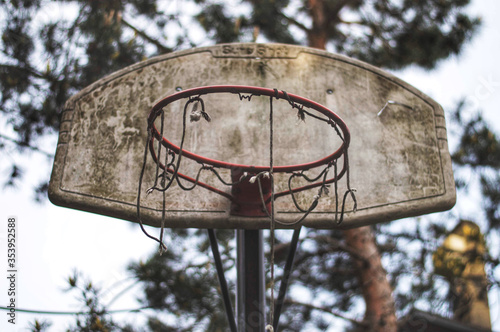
[1,0,500,331]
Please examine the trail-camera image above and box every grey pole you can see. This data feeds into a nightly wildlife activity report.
[236,229,266,331]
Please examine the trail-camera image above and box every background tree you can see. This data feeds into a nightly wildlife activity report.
[2,0,499,331]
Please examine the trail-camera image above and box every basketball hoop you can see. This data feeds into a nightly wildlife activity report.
[50,42,457,231]
[148,86,350,172]
[137,85,356,248]
[48,43,457,332]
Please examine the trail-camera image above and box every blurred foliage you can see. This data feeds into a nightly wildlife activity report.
[2,0,498,331]
[452,101,500,229]
[28,319,52,332]
[65,271,124,332]
[128,229,234,331]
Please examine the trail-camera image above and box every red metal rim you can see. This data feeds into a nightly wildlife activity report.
[148,85,350,173]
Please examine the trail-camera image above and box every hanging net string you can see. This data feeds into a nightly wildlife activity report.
[137,97,214,253]
[137,127,168,253]
[266,93,276,332]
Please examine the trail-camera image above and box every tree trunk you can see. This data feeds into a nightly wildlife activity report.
[307,1,397,331]
[343,227,397,331]
[307,0,328,48]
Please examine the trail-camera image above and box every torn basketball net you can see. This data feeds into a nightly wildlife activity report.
[137,86,356,250]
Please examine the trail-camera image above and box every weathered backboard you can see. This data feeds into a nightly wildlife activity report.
[49,43,456,229]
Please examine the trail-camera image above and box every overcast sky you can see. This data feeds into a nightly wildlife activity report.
[1,1,500,331]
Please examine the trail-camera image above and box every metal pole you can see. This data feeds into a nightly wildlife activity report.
[207,229,238,332]
[273,227,301,330]
[236,229,266,332]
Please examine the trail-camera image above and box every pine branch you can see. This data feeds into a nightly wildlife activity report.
[0,63,47,80]
[120,17,172,54]
[105,281,140,308]
[303,235,370,265]
[285,299,366,327]
[0,133,54,157]
[278,13,310,33]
